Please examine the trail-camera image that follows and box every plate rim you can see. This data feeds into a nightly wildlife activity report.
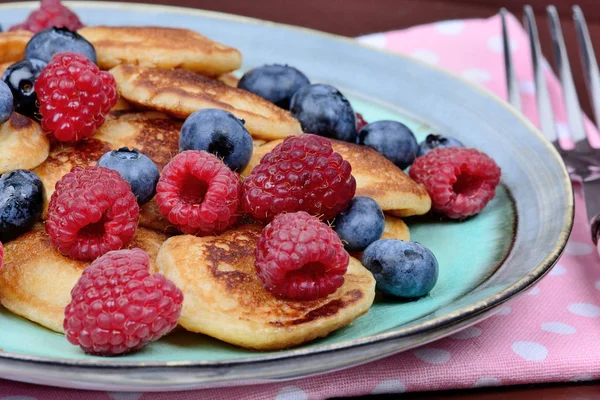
[0,0,574,369]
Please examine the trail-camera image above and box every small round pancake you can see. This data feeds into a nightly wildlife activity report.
[382,214,410,241]
[110,64,302,140]
[0,30,32,64]
[155,225,376,350]
[243,138,431,217]
[0,113,49,174]
[0,225,168,333]
[78,26,242,77]
[216,72,240,87]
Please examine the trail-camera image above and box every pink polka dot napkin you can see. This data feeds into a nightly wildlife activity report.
[1,11,599,400]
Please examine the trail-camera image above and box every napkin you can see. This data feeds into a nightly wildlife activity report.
[2,11,600,400]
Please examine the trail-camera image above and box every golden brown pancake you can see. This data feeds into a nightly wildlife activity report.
[0,113,49,174]
[78,26,242,77]
[217,72,240,87]
[110,64,302,140]
[382,214,410,241]
[0,30,32,64]
[243,138,431,217]
[155,225,376,350]
[0,225,168,333]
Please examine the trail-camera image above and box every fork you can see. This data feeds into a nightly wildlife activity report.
[501,5,600,244]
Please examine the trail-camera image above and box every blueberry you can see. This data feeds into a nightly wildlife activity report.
[97,148,160,205]
[25,27,97,64]
[0,80,13,125]
[362,240,438,299]
[0,169,44,243]
[290,83,357,142]
[238,64,310,109]
[357,121,418,170]
[179,108,253,172]
[1,58,47,120]
[418,134,464,157]
[333,196,384,252]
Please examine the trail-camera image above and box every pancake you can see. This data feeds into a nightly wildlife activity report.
[0,113,49,174]
[0,30,32,64]
[0,225,168,333]
[242,138,431,217]
[382,214,410,241]
[78,26,242,77]
[110,64,302,140]
[155,224,376,350]
[217,72,240,87]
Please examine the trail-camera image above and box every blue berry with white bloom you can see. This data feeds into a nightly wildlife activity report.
[333,196,385,252]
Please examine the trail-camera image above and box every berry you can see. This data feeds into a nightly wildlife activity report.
[0,170,43,243]
[9,0,84,33]
[155,150,242,236]
[242,134,356,223]
[362,239,439,298]
[238,64,310,109]
[1,58,47,120]
[36,52,118,142]
[357,121,418,170]
[418,134,464,157]
[98,148,160,205]
[45,166,139,261]
[179,109,253,172]
[64,248,183,356]
[255,211,349,301]
[355,112,368,132]
[409,147,501,219]
[25,27,96,64]
[333,196,385,252]
[0,80,13,124]
[290,84,357,142]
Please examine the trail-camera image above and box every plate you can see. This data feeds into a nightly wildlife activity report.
[0,1,573,391]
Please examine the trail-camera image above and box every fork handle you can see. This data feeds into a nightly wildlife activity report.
[581,179,600,245]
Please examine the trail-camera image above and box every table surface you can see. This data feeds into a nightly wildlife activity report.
[1,0,600,399]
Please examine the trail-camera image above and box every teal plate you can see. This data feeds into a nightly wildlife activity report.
[0,2,573,391]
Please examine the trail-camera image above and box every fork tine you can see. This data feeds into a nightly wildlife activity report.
[573,5,600,130]
[501,8,522,112]
[524,5,559,144]
[547,5,588,146]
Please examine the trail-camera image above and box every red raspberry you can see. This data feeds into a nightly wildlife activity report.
[409,147,501,219]
[256,212,349,301]
[46,166,139,261]
[355,112,368,131]
[64,248,183,356]
[155,150,242,236]
[36,52,118,142]
[243,134,356,223]
[9,0,84,33]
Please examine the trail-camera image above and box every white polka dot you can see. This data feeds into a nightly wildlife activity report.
[569,303,600,317]
[1,397,38,400]
[371,379,407,394]
[511,341,548,361]
[413,348,451,364]
[549,264,566,276]
[555,122,570,139]
[450,326,483,340]
[358,33,386,49]
[565,241,594,255]
[107,394,143,400]
[519,80,536,94]
[541,321,576,334]
[495,306,512,315]
[410,49,439,65]
[488,35,519,54]
[462,68,492,83]
[435,20,465,35]
[472,377,502,388]
[275,386,308,400]
[527,287,540,295]
[570,375,594,382]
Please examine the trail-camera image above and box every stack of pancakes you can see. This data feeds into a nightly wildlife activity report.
[0,26,431,350]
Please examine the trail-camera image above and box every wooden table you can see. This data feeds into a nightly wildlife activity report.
[2,0,600,398]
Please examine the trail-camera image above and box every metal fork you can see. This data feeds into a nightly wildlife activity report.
[501,5,600,244]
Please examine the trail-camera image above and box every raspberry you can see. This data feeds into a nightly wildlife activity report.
[36,52,118,142]
[64,248,183,356]
[46,166,139,261]
[9,0,84,33]
[256,212,349,301]
[155,150,242,236]
[355,112,368,131]
[243,134,356,223]
[409,147,501,219]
